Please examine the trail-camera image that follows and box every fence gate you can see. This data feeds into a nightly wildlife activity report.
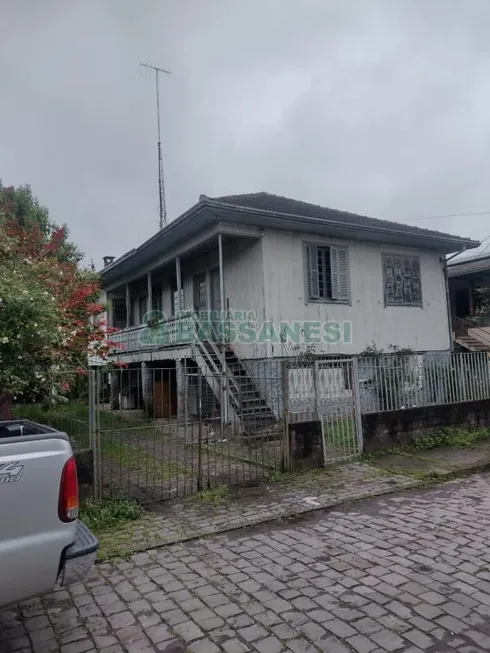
[315,358,363,464]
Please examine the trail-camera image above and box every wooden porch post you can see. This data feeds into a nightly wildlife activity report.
[176,256,182,314]
[147,271,153,317]
[125,284,130,328]
[218,233,228,423]
[218,233,225,338]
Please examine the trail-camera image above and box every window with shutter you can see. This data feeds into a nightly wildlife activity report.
[331,247,349,301]
[306,245,320,299]
[382,254,423,306]
[304,243,349,303]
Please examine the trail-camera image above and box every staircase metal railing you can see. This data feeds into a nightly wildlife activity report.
[193,314,241,414]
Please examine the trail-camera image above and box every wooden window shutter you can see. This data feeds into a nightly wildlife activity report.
[384,255,395,304]
[306,245,320,299]
[411,257,422,304]
[331,247,349,301]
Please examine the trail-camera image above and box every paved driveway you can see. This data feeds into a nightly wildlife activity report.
[2,474,490,653]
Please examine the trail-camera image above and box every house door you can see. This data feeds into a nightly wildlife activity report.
[153,370,177,418]
[210,268,222,340]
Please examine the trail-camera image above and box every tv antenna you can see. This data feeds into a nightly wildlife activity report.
[140,62,171,229]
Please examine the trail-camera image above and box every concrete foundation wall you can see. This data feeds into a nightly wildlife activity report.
[362,399,490,451]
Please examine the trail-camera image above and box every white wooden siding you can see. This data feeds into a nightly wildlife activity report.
[261,229,450,355]
[107,228,451,360]
[178,241,267,358]
[222,239,267,359]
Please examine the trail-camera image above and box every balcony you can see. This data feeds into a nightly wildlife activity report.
[110,311,197,354]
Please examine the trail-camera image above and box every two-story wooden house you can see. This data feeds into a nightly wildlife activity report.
[100,192,477,425]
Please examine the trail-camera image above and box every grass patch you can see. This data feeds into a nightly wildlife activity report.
[80,499,165,562]
[15,402,193,481]
[101,436,193,482]
[185,438,283,470]
[13,401,152,448]
[323,417,358,451]
[379,466,445,481]
[194,484,230,506]
[363,426,490,460]
[410,427,489,451]
[270,469,286,483]
[80,498,144,532]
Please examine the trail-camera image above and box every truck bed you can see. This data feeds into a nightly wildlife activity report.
[0,420,93,606]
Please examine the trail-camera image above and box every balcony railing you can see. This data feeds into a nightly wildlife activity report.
[110,311,197,353]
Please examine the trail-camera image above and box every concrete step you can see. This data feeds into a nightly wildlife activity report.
[454,336,490,352]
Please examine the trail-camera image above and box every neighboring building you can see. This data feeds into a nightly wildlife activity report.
[448,236,490,351]
[100,192,477,420]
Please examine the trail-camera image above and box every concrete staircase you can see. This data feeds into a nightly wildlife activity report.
[454,334,490,352]
[453,316,490,353]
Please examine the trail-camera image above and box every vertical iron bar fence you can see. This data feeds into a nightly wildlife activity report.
[12,369,92,452]
[358,351,490,414]
[86,349,490,503]
[94,362,287,504]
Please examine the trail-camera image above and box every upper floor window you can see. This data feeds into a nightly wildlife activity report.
[382,254,422,307]
[305,244,349,302]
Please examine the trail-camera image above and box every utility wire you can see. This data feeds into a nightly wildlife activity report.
[405,211,490,222]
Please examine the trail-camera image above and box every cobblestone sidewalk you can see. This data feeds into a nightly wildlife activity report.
[97,463,419,559]
[3,473,490,652]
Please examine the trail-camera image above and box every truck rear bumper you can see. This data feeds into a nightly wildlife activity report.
[59,520,99,586]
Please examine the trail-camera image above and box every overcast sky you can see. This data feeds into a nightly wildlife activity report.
[2,0,490,266]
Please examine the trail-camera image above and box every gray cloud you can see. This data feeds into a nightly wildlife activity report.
[2,0,490,265]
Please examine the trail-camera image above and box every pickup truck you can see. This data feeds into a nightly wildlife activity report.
[0,420,99,608]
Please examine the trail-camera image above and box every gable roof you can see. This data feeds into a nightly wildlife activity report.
[101,191,479,286]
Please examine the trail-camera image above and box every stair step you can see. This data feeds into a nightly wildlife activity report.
[196,341,277,429]
[240,397,266,405]
[455,337,489,350]
[240,410,274,418]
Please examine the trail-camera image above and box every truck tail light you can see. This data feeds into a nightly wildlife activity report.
[59,456,79,522]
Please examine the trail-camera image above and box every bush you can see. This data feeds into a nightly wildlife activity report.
[80,498,144,532]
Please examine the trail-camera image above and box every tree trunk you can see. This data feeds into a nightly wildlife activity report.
[0,393,13,420]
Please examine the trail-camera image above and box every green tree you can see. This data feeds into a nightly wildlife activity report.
[472,286,490,324]
[0,184,120,417]
[0,182,82,263]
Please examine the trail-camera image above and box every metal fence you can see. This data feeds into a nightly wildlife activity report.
[10,350,490,505]
[12,370,93,451]
[93,364,286,504]
[358,351,490,413]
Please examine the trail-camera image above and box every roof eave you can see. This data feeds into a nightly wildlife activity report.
[206,199,478,253]
[99,197,479,286]
[99,201,206,281]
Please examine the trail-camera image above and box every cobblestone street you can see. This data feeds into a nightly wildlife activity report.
[3,473,490,653]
